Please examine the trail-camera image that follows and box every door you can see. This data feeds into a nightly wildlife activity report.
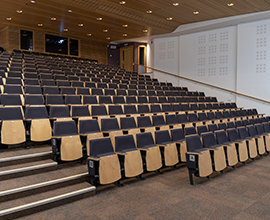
[120,46,134,72]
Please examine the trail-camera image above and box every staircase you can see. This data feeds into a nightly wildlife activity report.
[0,145,96,219]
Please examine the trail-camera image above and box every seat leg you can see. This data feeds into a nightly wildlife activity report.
[25,141,29,149]
[188,169,194,185]
[53,153,58,163]
[206,176,211,181]
[114,180,124,187]
[80,158,85,165]
[136,174,145,181]
[172,165,179,170]
[155,169,163,175]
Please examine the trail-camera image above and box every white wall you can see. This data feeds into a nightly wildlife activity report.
[153,37,180,86]
[151,16,270,115]
[180,26,237,102]
[237,19,270,114]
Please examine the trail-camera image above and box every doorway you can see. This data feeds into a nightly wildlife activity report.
[138,45,146,74]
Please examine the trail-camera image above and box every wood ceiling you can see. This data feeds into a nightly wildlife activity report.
[1,0,270,44]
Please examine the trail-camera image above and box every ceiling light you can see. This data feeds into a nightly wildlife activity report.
[38,23,43,26]
[173,3,179,6]
[6,17,12,21]
[123,33,127,37]
[106,37,111,40]
[103,29,108,32]
[16,10,23,14]
[119,1,126,4]
[63,28,68,32]
[123,24,128,28]
[78,23,83,27]
[227,3,234,6]
[167,17,173,21]
[51,17,56,21]
[146,10,152,14]
[68,9,72,13]
[143,29,148,33]
[193,11,199,14]
[97,17,102,21]
[31,0,35,3]
[87,33,92,36]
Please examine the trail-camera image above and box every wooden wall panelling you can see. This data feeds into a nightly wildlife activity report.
[8,27,20,52]
[80,39,107,63]
[1,27,9,51]
[34,31,45,53]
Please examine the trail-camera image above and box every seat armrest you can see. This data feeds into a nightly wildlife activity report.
[116,152,127,156]
[186,151,202,155]
[137,147,148,151]
[88,156,100,161]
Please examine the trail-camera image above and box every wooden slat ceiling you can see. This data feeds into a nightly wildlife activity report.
[1,0,270,44]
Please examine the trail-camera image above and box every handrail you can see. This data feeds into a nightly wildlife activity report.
[133,63,270,105]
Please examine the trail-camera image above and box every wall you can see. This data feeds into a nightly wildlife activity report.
[179,26,237,103]
[34,31,45,53]
[1,27,20,52]
[0,26,107,63]
[237,19,270,114]
[150,16,270,115]
[153,37,180,85]
[80,40,107,63]
[107,42,147,71]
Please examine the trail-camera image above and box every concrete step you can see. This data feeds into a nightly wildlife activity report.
[0,172,89,202]
[0,182,96,220]
[0,159,58,181]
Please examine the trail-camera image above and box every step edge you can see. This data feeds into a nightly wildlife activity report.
[0,172,89,197]
[0,186,96,216]
[0,151,52,163]
[0,162,58,176]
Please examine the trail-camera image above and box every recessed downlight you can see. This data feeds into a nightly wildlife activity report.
[103,29,108,32]
[173,3,179,6]
[193,11,199,14]
[6,17,12,21]
[106,37,111,40]
[143,29,148,33]
[38,23,43,26]
[68,9,72,13]
[51,17,56,21]
[123,24,128,28]
[16,10,23,14]
[146,10,152,14]
[97,17,102,21]
[123,33,127,37]
[87,33,92,36]
[119,1,126,4]
[78,23,83,27]
[227,3,234,6]
[167,17,173,21]
[31,0,35,3]
[63,28,68,32]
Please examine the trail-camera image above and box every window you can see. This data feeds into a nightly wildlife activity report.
[45,34,68,54]
[20,30,33,50]
[70,39,79,56]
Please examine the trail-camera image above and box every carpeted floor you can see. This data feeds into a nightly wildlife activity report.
[16,155,270,220]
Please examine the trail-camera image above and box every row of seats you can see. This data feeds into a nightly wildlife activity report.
[185,121,270,184]
[51,116,270,186]
[51,112,266,161]
[0,95,216,106]
[0,85,193,98]
[0,103,260,147]
[0,78,185,92]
